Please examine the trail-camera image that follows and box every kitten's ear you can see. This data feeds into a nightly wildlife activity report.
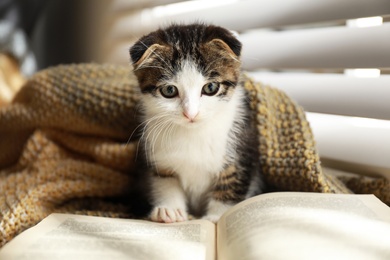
[206,39,241,59]
[130,42,165,69]
[204,26,242,58]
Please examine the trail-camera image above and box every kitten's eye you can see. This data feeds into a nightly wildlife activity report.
[160,85,178,98]
[202,82,220,96]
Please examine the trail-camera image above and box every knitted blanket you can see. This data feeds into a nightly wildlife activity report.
[0,63,389,247]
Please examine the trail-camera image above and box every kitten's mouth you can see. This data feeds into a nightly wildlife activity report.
[179,117,201,127]
[184,119,198,126]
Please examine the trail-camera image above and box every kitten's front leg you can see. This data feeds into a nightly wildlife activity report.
[149,174,188,223]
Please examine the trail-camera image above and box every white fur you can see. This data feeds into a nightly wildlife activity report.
[141,59,244,221]
[203,199,233,223]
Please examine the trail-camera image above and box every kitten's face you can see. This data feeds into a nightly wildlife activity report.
[130,24,242,127]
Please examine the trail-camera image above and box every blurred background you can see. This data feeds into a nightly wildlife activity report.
[1,0,390,178]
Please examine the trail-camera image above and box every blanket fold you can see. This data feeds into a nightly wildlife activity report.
[0,63,388,247]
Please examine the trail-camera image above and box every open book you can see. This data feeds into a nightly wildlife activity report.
[1,192,390,260]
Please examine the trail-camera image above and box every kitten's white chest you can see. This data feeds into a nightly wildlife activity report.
[153,122,229,185]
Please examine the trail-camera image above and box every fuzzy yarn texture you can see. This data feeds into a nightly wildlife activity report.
[0,63,389,247]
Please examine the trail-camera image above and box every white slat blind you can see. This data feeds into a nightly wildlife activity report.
[240,24,390,69]
[249,73,390,121]
[103,0,390,177]
[109,0,390,39]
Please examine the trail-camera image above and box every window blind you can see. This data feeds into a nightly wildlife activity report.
[103,0,390,177]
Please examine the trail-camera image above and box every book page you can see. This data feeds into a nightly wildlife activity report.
[217,192,390,260]
[0,214,215,260]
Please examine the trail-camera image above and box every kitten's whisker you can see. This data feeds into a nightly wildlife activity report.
[128,112,165,144]
[126,122,145,147]
[162,121,176,167]
[142,113,173,166]
[151,119,172,172]
[127,123,145,162]
[149,121,164,162]
[134,116,166,162]
[139,114,167,164]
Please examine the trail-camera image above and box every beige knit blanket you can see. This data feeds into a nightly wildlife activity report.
[0,63,389,247]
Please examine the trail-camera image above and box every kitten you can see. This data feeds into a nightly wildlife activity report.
[130,23,264,223]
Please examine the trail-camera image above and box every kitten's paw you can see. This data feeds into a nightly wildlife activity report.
[203,199,233,223]
[202,214,222,223]
[150,207,188,223]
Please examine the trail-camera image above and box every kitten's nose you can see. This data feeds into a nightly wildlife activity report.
[183,111,198,122]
